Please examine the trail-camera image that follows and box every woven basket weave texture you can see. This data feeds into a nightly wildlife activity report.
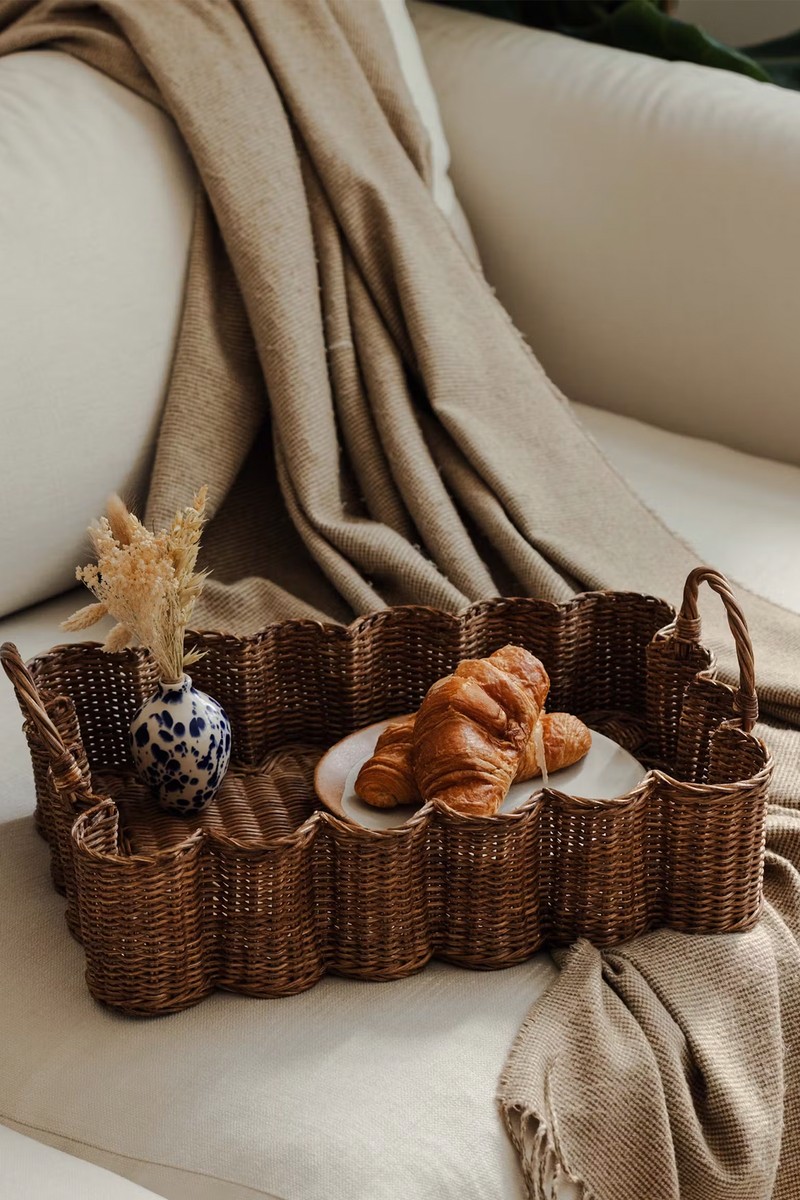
[1,568,771,1015]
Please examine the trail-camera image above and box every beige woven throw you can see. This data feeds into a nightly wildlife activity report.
[3,1,800,1195]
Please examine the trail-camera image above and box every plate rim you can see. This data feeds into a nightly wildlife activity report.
[314,715,649,827]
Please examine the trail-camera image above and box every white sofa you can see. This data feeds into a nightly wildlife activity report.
[1,4,799,1198]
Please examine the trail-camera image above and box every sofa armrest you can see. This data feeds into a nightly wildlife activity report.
[0,1123,165,1199]
[412,2,800,467]
[0,50,195,619]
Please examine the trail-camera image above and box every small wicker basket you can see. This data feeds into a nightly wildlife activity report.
[1,567,771,1016]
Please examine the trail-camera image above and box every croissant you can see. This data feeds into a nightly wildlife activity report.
[516,712,592,780]
[354,714,419,808]
[355,708,592,809]
[411,644,550,817]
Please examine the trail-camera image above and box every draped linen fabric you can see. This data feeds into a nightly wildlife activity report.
[1,2,799,1196]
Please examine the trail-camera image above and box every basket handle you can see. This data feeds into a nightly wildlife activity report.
[673,567,758,733]
[0,641,90,796]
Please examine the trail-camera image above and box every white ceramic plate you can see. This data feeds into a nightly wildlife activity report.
[314,716,648,831]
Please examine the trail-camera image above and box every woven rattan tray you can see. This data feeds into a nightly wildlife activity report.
[2,567,771,1016]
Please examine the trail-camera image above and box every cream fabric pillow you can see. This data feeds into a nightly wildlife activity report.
[412,1,800,466]
[0,1125,166,1200]
[0,51,195,619]
[0,7,474,620]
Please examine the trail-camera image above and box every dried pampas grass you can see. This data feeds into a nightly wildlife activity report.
[63,487,210,683]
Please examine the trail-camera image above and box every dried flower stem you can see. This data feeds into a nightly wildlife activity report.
[62,488,210,683]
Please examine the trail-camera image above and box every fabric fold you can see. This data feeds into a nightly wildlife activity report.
[2,2,799,1196]
[500,815,800,1199]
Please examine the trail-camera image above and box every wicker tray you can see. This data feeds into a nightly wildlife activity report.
[1,567,771,1016]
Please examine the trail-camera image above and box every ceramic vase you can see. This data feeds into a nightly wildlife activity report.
[129,675,231,814]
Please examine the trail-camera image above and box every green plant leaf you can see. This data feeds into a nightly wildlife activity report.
[430,0,770,83]
[745,29,800,90]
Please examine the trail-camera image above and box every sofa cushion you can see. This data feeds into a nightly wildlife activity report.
[1,407,797,1200]
[0,1124,166,1200]
[413,0,800,467]
[0,805,552,1200]
[0,598,554,1200]
[575,402,800,614]
[0,51,195,619]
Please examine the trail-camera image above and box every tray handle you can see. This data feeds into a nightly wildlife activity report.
[0,641,90,797]
[672,567,758,733]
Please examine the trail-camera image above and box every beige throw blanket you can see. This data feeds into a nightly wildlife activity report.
[2,1,800,1195]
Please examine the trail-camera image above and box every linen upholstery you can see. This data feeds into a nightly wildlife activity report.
[2,2,800,1197]
[0,50,194,618]
[0,764,556,1200]
[412,0,800,467]
[1,406,799,1197]
[577,403,800,614]
[0,1125,166,1200]
[2,0,795,705]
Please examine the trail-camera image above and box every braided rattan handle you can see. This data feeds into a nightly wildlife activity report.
[674,567,758,733]
[0,642,89,794]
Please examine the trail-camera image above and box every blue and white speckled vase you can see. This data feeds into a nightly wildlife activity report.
[129,676,231,815]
